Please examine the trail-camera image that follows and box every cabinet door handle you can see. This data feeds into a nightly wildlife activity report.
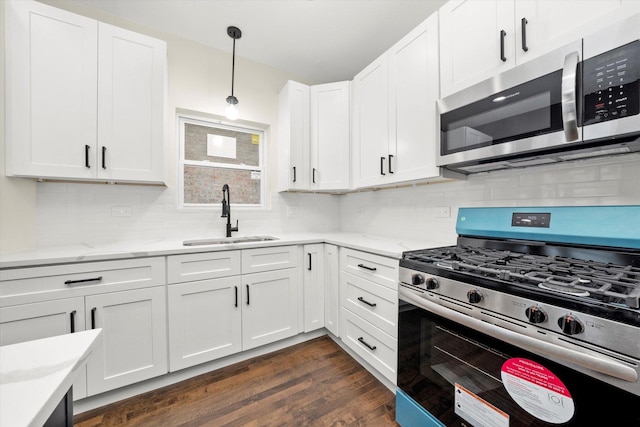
[521,18,529,52]
[380,157,386,175]
[500,29,507,62]
[85,145,91,168]
[388,155,394,174]
[357,263,377,272]
[312,168,316,184]
[308,253,312,271]
[246,284,250,306]
[91,307,97,329]
[358,337,376,351]
[234,286,238,308]
[64,276,103,286]
[70,310,76,333]
[101,146,107,169]
[357,296,377,307]
[292,166,297,183]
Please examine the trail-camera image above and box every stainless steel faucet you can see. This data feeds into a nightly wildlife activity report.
[221,184,239,237]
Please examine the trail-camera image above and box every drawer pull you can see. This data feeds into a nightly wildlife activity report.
[70,310,76,333]
[357,296,377,307]
[357,263,377,272]
[358,337,377,351]
[65,276,103,286]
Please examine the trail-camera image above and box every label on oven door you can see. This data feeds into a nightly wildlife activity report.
[454,383,509,427]
[501,358,575,424]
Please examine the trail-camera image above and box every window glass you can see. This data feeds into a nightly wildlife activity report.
[179,115,264,208]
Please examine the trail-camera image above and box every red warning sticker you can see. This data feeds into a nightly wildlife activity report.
[501,358,575,424]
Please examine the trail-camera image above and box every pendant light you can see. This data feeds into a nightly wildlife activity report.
[225,26,242,120]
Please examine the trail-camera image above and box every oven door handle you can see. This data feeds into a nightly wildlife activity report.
[400,290,638,383]
[561,51,580,142]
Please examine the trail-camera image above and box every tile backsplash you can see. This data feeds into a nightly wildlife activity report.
[35,153,640,247]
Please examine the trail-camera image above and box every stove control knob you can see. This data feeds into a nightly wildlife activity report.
[425,278,439,290]
[411,274,425,286]
[467,289,483,304]
[525,306,548,324]
[558,314,584,335]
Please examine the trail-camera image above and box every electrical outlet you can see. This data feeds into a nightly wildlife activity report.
[111,206,132,217]
[357,207,366,216]
[287,206,297,218]
[434,206,451,218]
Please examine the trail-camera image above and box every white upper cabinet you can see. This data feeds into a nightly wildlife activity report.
[439,0,515,98]
[439,0,640,98]
[310,82,350,191]
[97,23,166,183]
[352,13,443,188]
[278,80,310,191]
[5,0,166,184]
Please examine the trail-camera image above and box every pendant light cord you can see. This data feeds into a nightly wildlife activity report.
[231,37,236,97]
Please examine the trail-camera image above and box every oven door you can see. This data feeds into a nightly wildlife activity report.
[397,298,640,427]
[436,41,582,173]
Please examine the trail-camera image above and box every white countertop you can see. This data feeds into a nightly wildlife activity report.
[0,329,102,427]
[0,232,453,269]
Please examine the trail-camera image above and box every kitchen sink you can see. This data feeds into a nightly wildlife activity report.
[183,236,278,246]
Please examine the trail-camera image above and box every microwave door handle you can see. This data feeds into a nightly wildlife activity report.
[561,51,580,141]
[400,290,638,383]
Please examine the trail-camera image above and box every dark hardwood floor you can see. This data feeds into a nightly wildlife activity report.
[74,336,399,426]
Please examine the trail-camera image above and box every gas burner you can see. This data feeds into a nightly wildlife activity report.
[404,246,640,309]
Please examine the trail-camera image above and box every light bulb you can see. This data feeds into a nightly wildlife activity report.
[225,103,239,120]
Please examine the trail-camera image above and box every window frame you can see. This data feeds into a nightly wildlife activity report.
[177,113,267,210]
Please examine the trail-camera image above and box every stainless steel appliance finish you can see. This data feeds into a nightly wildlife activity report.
[397,206,640,426]
[436,14,640,174]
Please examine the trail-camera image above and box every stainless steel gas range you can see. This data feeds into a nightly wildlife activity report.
[396,206,640,427]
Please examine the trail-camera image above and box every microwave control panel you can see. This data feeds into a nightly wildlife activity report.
[583,40,639,125]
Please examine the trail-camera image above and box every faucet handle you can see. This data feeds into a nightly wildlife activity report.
[232,220,239,232]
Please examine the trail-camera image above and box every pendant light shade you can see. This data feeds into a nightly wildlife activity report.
[225,26,242,120]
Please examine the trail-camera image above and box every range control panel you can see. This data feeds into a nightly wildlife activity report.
[583,40,639,125]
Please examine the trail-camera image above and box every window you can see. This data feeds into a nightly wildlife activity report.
[179,115,265,208]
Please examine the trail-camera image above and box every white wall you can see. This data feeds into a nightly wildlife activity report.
[2,0,340,249]
[340,153,640,245]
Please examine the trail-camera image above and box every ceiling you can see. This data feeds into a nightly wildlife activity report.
[69,0,447,84]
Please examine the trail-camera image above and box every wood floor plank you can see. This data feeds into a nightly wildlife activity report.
[74,336,398,426]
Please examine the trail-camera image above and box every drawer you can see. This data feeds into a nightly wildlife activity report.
[241,245,300,274]
[340,307,397,384]
[167,251,241,284]
[340,248,398,290]
[341,271,397,337]
[0,257,166,306]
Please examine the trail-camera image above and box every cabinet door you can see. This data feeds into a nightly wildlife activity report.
[5,0,97,179]
[0,298,88,399]
[352,54,390,188]
[168,276,242,371]
[514,0,640,65]
[242,268,300,350]
[277,81,310,191]
[97,23,166,184]
[85,286,167,395]
[303,244,325,332]
[324,244,340,337]
[439,0,515,97]
[388,13,441,183]
[310,82,350,191]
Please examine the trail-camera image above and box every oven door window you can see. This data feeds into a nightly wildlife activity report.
[397,301,640,426]
[440,70,563,156]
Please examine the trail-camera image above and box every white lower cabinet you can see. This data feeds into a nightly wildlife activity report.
[303,244,325,332]
[168,276,242,371]
[85,286,167,395]
[242,268,301,350]
[339,248,398,384]
[0,298,88,399]
[0,257,167,398]
[167,246,302,371]
[324,244,340,336]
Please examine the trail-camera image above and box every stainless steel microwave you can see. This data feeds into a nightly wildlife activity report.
[437,15,640,174]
